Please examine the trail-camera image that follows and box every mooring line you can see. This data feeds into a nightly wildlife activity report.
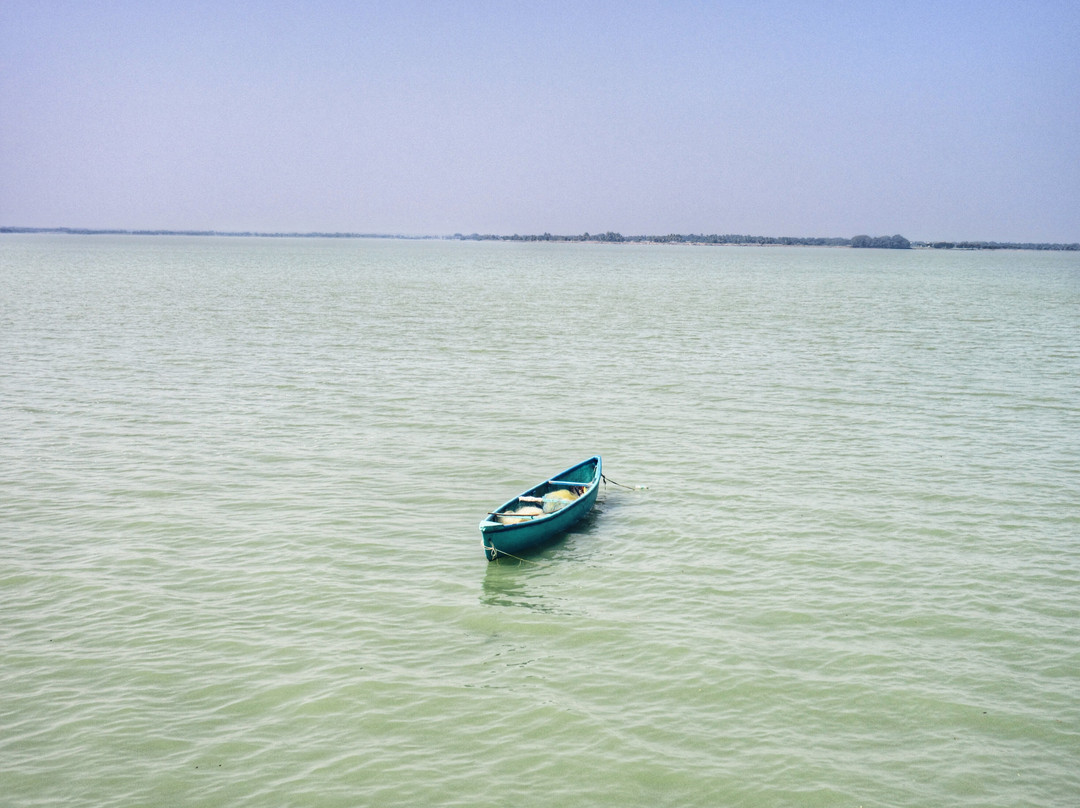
[602,474,646,490]
[488,548,549,566]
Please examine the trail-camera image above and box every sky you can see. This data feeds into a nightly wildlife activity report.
[1,0,1078,242]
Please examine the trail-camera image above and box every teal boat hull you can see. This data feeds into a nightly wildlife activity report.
[479,456,602,561]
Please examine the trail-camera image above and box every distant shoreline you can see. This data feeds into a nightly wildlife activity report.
[2,226,1077,251]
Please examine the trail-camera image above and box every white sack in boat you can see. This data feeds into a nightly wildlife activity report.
[498,505,544,524]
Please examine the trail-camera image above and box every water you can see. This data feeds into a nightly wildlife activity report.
[2,235,1078,806]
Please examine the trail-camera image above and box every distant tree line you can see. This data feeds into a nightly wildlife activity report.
[632,233,854,246]
[850,234,911,249]
[452,232,1080,250]
[454,232,908,247]
[912,240,1079,251]
[0,226,435,239]
[454,231,869,246]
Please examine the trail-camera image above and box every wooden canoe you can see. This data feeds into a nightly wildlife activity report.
[479,456,602,561]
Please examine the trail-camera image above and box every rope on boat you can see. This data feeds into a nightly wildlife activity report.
[602,474,648,490]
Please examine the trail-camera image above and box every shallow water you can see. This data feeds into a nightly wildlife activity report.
[2,235,1079,806]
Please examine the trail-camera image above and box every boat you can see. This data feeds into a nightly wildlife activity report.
[479,456,602,561]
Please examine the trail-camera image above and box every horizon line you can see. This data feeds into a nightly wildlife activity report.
[2,226,1077,251]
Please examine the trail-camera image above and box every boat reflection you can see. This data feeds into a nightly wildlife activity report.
[480,560,568,613]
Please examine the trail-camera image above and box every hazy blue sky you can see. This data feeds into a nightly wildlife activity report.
[2,1,1077,241]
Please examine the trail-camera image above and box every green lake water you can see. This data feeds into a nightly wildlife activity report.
[2,235,1078,806]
